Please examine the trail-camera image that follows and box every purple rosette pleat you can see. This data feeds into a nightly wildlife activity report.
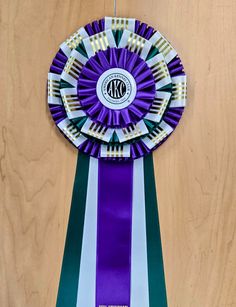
[136,91,155,100]
[120,108,132,126]
[130,144,138,159]
[90,141,100,156]
[83,139,93,154]
[129,104,145,118]
[132,99,151,110]
[170,66,185,76]
[135,20,141,33]
[113,110,120,126]
[50,65,63,74]
[131,141,150,159]
[135,20,155,39]
[168,57,181,69]
[138,23,147,37]
[97,107,108,124]
[126,53,139,72]
[48,105,67,125]
[168,56,185,77]
[163,107,184,129]
[79,139,101,158]
[78,78,97,87]
[165,118,180,128]
[53,58,65,69]
[85,23,94,36]
[81,67,100,80]
[118,48,128,69]
[145,26,155,39]
[107,109,113,126]
[132,61,148,78]
[135,69,154,84]
[78,138,88,151]
[137,79,155,91]
[109,48,119,67]
[166,110,183,120]
[86,101,102,117]
[49,105,62,112]
[89,57,104,74]
[97,51,110,70]
[135,141,146,156]
[80,95,98,106]
[56,49,68,62]
[78,88,97,96]
[50,49,68,73]
[99,19,105,31]
[92,21,100,33]
[85,18,105,35]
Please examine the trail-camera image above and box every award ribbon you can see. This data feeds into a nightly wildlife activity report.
[47,16,187,307]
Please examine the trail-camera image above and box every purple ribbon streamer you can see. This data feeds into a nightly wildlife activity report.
[96,159,133,307]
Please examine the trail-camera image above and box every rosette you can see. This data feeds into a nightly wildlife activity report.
[48,17,186,160]
[78,48,156,128]
[47,16,187,307]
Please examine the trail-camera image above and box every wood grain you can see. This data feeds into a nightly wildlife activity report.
[1,0,236,306]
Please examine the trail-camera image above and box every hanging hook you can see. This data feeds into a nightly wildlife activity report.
[114,0,117,17]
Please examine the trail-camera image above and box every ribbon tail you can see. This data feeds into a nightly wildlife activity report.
[76,157,98,307]
[131,157,149,307]
[56,153,90,307]
[144,154,168,307]
[96,159,133,307]
[56,153,168,307]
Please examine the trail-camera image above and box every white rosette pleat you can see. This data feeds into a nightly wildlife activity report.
[118,30,152,60]
[105,16,136,32]
[83,29,117,58]
[60,27,89,58]
[169,75,187,108]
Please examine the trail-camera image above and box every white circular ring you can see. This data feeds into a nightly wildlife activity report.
[96,68,137,110]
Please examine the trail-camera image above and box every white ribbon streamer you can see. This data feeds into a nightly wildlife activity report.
[76,157,98,307]
[131,158,149,307]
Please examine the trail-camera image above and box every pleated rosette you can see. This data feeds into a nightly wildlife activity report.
[47,16,187,160]
[48,17,187,307]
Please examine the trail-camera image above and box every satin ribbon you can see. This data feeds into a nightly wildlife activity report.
[56,153,89,307]
[144,154,168,307]
[76,157,98,307]
[131,158,149,307]
[96,159,133,307]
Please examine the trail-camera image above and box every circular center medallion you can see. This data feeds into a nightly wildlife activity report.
[96,68,137,110]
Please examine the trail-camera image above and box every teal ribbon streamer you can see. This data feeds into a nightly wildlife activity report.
[144,154,168,307]
[56,153,89,307]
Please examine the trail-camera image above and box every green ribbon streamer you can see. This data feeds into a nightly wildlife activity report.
[144,154,168,307]
[56,153,90,307]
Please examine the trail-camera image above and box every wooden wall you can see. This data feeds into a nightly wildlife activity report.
[1,0,236,306]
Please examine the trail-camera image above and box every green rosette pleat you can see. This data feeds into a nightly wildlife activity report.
[56,153,89,307]
[144,154,168,307]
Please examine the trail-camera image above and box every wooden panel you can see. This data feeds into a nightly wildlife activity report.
[1,0,236,306]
